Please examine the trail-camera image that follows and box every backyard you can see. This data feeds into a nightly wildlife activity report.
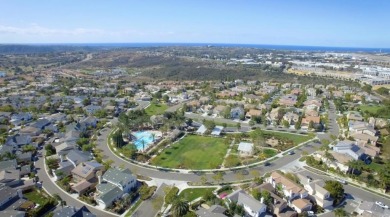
[151,135,228,169]
[24,189,51,205]
[145,103,168,116]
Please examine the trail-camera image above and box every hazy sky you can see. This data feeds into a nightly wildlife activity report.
[0,0,389,47]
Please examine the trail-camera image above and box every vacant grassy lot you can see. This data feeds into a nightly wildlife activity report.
[145,103,168,116]
[263,148,278,158]
[179,187,216,202]
[263,131,312,145]
[151,135,228,169]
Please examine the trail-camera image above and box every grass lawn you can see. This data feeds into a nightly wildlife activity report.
[145,103,168,116]
[151,135,228,169]
[263,131,311,145]
[359,105,384,113]
[24,189,50,205]
[365,162,382,172]
[263,148,278,158]
[179,188,216,202]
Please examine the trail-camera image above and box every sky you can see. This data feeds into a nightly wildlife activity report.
[0,0,389,47]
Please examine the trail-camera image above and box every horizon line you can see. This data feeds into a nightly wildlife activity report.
[0,42,389,50]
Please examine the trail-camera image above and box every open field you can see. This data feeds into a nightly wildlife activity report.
[145,103,168,116]
[179,187,216,202]
[151,135,228,169]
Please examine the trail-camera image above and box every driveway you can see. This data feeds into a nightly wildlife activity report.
[132,184,167,217]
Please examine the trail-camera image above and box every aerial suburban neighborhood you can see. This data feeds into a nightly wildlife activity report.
[0,44,389,217]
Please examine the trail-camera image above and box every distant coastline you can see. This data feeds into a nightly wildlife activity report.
[1,43,389,53]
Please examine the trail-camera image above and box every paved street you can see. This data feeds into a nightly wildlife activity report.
[35,151,118,217]
[132,184,167,217]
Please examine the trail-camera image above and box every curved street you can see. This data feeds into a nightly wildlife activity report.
[95,101,340,183]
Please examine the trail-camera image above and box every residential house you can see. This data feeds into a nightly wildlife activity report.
[296,174,333,209]
[347,112,363,122]
[231,107,245,119]
[254,183,297,217]
[5,135,31,148]
[0,186,21,209]
[246,109,262,119]
[301,116,320,127]
[10,112,32,126]
[314,151,351,173]
[283,112,299,125]
[71,161,104,196]
[66,150,92,167]
[237,142,254,156]
[306,88,316,97]
[53,205,96,217]
[268,171,308,200]
[333,140,370,163]
[95,168,137,209]
[226,189,266,217]
[279,95,297,107]
[83,105,102,115]
[213,105,227,117]
[291,199,312,214]
[196,205,227,217]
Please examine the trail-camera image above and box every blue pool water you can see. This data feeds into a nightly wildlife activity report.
[133,131,154,151]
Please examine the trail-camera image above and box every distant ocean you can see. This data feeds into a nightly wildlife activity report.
[25,43,390,53]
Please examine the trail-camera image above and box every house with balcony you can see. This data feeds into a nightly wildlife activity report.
[95,168,137,209]
[226,189,266,217]
[268,171,308,201]
[296,174,333,209]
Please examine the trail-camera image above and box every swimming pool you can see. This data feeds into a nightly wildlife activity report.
[133,131,154,151]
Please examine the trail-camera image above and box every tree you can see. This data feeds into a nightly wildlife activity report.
[212,172,224,184]
[324,180,344,205]
[200,175,208,185]
[53,194,66,207]
[334,208,348,217]
[251,189,261,200]
[282,120,290,128]
[171,198,189,217]
[347,160,365,175]
[236,123,241,131]
[261,190,272,205]
[308,121,314,129]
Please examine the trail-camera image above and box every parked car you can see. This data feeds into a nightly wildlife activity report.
[375,201,389,209]
[307,211,315,216]
[288,150,295,155]
[264,162,271,166]
[337,179,347,184]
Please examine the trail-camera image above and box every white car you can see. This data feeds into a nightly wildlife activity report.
[375,201,389,209]
[307,211,315,216]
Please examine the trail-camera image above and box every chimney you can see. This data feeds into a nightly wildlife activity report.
[59,155,64,162]
[260,197,264,204]
[97,170,102,184]
[17,189,23,198]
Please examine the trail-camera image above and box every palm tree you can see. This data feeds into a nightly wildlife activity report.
[334,208,347,217]
[151,133,156,142]
[171,198,189,217]
[141,140,145,152]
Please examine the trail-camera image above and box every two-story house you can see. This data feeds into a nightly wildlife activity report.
[268,171,308,201]
[95,168,137,209]
[226,189,266,217]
